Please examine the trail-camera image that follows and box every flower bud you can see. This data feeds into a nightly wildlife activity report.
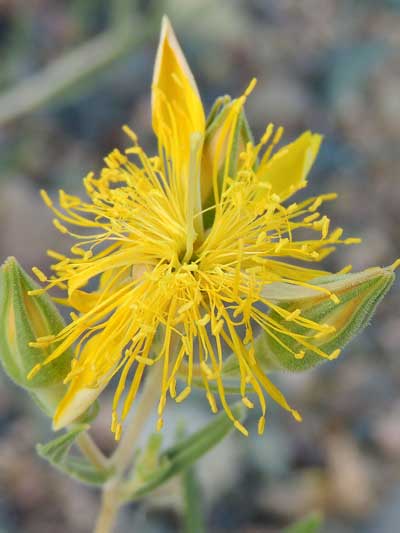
[257,267,394,372]
[0,257,72,415]
[201,93,254,227]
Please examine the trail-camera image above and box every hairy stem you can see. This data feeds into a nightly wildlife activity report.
[75,432,109,471]
[94,363,163,533]
[111,362,163,474]
[94,482,121,533]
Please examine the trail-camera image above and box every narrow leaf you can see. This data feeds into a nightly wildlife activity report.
[182,465,205,533]
[37,425,112,485]
[127,403,245,499]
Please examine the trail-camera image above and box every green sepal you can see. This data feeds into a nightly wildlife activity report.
[123,403,245,501]
[205,96,254,176]
[259,267,394,372]
[36,425,112,486]
[0,257,72,390]
[205,95,231,128]
[283,512,323,533]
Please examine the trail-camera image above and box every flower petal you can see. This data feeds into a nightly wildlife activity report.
[152,16,205,176]
[53,376,106,430]
[53,335,116,429]
[257,131,322,201]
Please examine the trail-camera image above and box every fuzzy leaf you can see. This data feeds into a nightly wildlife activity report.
[125,403,245,500]
[37,425,112,485]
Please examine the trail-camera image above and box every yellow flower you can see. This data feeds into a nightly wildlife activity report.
[29,17,366,439]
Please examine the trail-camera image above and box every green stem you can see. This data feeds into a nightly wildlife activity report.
[94,363,163,533]
[182,465,205,533]
[94,482,121,533]
[111,362,163,474]
[75,432,109,472]
[176,424,205,533]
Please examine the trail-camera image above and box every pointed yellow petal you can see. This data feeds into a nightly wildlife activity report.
[53,336,116,429]
[257,131,323,201]
[53,376,106,430]
[152,16,205,176]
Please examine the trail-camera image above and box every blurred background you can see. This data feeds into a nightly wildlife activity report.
[0,1,399,532]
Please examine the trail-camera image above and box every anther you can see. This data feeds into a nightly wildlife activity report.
[242,397,254,409]
[329,349,341,360]
[234,420,249,436]
[27,364,42,380]
[330,293,340,304]
[40,189,53,207]
[258,416,266,435]
[115,423,122,441]
[32,267,47,282]
[285,309,301,322]
[206,392,218,413]
[176,386,191,403]
[292,410,302,422]
[53,219,68,234]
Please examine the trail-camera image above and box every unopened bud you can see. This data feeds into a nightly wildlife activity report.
[201,95,253,227]
[257,267,394,372]
[0,257,72,415]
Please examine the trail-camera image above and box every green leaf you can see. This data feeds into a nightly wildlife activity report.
[37,425,112,485]
[133,433,163,484]
[37,425,85,463]
[125,403,246,500]
[283,512,323,533]
[182,463,205,533]
[173,422,205,533]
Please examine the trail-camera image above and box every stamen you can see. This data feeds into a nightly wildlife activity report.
[206,391,218,413]
[53,219,68,234]
[258,415,266,435]
[234,420,249,436]
[40,189,53,207]
[176,386,191,403]
[32,267,47,282]
[329,349,341,360]
[242,397,254,409]
[390,258,400,271]
[27,364,42,380]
